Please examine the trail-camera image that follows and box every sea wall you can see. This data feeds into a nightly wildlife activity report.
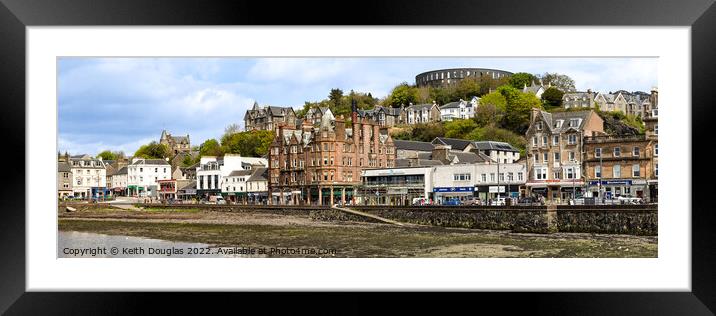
[101,203,657,235]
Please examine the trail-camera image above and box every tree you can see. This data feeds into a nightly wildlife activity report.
[444,119,478,139]
[508,72,538,89]
[542,87,565,108]
[224,123,241,135]
[134,142,170,159]
[384,82,420,107]
[452,77,481,101]
[198,139,223,157]
[398,123,445,142]
[540,72,576,92]
[428,86,452,106]
[96,150,117,161]
[496,85,543,134]
[181,154,197,167]
[221,130,274,157]
[328,88,344,109]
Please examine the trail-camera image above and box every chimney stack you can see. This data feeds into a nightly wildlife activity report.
[432,144,452,164]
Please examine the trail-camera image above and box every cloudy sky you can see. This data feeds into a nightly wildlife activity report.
[58,57,657,156]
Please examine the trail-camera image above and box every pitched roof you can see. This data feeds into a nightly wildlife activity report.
[440,102,461,109]
[449,152,485,164]
[247,167,268,182]
[393,140,435,152]
[132,158,170,165]
[472,141,519,152]
[228,170,253,177]
[432,137,473,151]
[536,110,592,133]
[406,103,435,111]
[58,162,71,172]
[116,166,128,175]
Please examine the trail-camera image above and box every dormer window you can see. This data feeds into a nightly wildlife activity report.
[569,118,579,127]
[555,120,563,128]
[536,121,542,130]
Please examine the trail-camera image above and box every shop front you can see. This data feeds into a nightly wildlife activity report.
[587,179,648,200]
[433,186,474,204]
[527,179,585,203]
[475,185,520,201]
[247,191,268,205]
[197,189,221,201]
[90,187,110,200]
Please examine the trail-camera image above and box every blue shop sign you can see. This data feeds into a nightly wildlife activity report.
[588,180,633,186]
[433,186,474,193]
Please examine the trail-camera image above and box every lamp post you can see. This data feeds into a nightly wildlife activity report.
[598,152,603,204]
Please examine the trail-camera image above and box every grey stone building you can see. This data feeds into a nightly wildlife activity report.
[244,101,297,132]
[58,161,73,199]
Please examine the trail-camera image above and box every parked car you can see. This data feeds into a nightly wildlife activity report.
[617,196,643,204]
[443,199,462,206]
[489,197,506,206]
[464,198,481,206]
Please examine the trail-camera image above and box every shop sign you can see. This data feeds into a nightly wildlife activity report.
[433,186,474,193]
[387,188,408,195]
[488,186,506,193]
[589,180,633,186]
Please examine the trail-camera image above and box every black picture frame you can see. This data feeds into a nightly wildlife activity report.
[1,0,714,314]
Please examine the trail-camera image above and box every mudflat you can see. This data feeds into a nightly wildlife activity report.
[58,207,657,258]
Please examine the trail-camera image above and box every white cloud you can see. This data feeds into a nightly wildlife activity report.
[247,58,355,84]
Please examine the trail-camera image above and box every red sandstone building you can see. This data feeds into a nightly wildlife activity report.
[268,106,396,205]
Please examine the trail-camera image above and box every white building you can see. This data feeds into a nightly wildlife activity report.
[68,154,107,198]
[222,169,253,202]
[523,81,548,99]
[246,167,269,204]
[360,157,527,205]
[221,166,269,204]
[403,102,440,124]
[360,166,434,206]
[197,154,268,200]
[110,166,128,196]
[127,158,171,197]
[439,97,477,121]
[432,162,526,202]
[196,156,222,198]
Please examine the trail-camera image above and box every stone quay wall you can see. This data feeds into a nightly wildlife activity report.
[92,203,657,235]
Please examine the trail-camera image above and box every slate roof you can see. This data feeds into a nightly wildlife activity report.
[116,166,128,175]
[449,152,484,164]
[562,91,594,100]
[178,181,196,191]
[131,159,170,165]
[247,167,268,182]
[375,106,402,116]
[472,141,519,152]
[58,162,71,172]
[440,102,461,109]
[432,137,473,151]
[393,140,435,152]
[228,170,253,177]
[405,103,435,111]
[535,110,592,133]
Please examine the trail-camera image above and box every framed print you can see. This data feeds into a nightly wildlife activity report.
[2,0,715,314]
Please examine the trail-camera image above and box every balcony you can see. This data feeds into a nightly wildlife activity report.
[584,135,647,143]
